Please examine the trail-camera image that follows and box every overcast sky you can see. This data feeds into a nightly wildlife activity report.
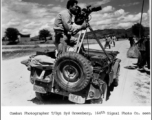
[2,0,150,37]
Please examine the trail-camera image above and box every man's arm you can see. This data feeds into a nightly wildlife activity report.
[61,11,81,33]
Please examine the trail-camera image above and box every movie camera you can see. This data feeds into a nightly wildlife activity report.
[74,4,102,25]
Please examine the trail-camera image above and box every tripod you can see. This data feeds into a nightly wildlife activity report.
[73,22,111,63]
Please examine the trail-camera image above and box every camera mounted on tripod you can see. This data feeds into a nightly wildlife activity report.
[74,4,102,25]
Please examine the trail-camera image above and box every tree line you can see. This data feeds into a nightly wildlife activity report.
[2,28,52,43]
[85,23,149,39]
[2,23,149,44]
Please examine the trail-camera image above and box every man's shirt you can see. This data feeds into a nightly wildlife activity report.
[106,37,111,42]
[137,38,147,51]
[112,36,116,41]
[53,9,79,33]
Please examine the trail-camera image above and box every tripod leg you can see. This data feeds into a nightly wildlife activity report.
[88,24,111,62]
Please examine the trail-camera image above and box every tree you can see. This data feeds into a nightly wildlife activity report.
[5,27,19,43]
[39,29,51,42]
[125,34,128,38]
[131,23,145,38]
[2,36,7,41]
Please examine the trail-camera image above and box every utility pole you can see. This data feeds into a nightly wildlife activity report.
[139,0,145,38]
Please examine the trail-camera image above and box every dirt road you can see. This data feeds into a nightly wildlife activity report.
[2,40,150,106]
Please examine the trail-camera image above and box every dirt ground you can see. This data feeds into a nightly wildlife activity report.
[1,40,151,106]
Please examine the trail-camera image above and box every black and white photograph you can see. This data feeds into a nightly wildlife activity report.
[1,0,151,119]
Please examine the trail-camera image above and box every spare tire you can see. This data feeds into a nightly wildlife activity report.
[53,52,93,92]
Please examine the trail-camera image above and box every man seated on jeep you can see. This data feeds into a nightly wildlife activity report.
[53,0,87,55]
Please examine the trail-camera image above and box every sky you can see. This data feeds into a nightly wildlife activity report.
[1,0,150,37]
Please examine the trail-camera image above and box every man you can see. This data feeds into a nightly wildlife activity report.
[145,35,150,70]
[53,0,87,55]
[128,36,135,47]
[104,35,111,49]
[111,35,116,47]
[134,35,147,71]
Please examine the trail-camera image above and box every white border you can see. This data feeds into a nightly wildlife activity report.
[1,0,151,120]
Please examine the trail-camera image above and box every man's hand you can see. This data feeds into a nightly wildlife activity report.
[70,21,88,36]
[72,37,77,44]
[81,21,88,30]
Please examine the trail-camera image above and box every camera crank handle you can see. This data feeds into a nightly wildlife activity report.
[87,23,111,63]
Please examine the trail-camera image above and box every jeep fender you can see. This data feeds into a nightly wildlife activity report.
[107,59,121,86]
[112,59,121,79]
[86,84,101,100]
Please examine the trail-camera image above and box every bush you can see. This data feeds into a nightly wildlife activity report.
[5,27,19,43]
[131,23,145,38]
[39,29,51,42]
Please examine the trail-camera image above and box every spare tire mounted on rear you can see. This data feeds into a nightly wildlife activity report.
[53,52,93,92]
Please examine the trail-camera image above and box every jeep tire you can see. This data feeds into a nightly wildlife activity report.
[53,52,93,92]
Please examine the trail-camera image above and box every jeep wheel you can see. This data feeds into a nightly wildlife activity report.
[101,82,108,102]
[53,52,93,92]
[35,92,51,101]
[90,98,103,104]
[90,82,108,104]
